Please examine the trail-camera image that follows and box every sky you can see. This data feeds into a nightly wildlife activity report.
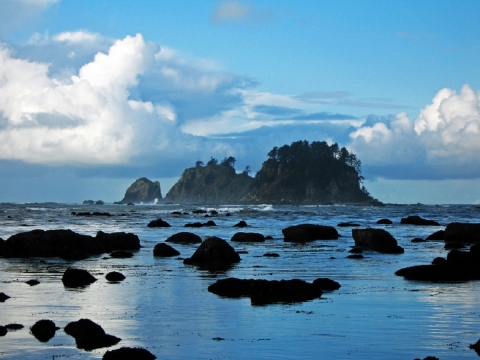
[0,0,479,204]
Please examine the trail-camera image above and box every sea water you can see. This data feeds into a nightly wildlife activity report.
[0,203,479,359]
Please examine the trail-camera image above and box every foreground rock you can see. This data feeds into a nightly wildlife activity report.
[165,232,202,244]
[103,347,156,360]
[117,177,162,204]
[208,277,330,305]
[444,222,480,243]
[400,215,440,226]
[352,228,404,254]
[396,245,480,282]
[0,230,140,260]
[153,243,180,257]
[62,268,97,287]
[231,232,265,243]
[65,318,121,351]
[183,237,240,270]
[30,319,59,342]
[282,224,338,243]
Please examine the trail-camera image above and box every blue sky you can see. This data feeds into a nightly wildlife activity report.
[0,0,479,204]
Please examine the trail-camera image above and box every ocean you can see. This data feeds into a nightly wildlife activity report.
[0,202,479,359]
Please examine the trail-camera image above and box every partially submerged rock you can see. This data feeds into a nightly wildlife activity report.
[30,319,59,342]
[62,268,97,288]
[282,224,338,243]
[103,347,156,360]
[208,277,327,305]
[5,323,24,330]
[106,272,126,282]
[185,220,216,228]
[25,279,40,286]
[337,222,360,227]
[231,232,265,243]
[0,292,11,302]
[400,215,439,226]
[426,230,445,240]
[233,221,248,227]
[65,318,121,351]
[0,326,6,336]
[165,232,202,244]
[110,250,133,258]
[183,237,240,270]
[376,219,392,225]
[396,246,480,282]
[0,229,140,260]
[147,219,171,228]
[312,278,341,290]
[352,228,404,254]
[153,243,180,257]
[444,222,480,243]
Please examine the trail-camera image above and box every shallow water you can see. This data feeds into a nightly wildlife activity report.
[0,203,479,359]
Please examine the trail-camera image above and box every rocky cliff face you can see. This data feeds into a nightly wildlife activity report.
[165,165,254,204]
[242,158,374,205]
[118,178,162,204]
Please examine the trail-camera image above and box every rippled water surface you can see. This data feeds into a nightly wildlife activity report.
[1,203,480,359]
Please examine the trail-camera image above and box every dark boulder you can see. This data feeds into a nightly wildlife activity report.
[106,272,126,282]
[65,318,121,351]
[30,319,59,342]
[1,229,140,260]
[400,215,439,226]
[96,231,140,252]
[185,220,216,228]
[5,323,24,330]
[118,177,162,204]
[25,279,40,286]
[207,277,324,305]
[165,232,202,244]
[1,229,103,260]
[183,237,241,270]
[470,339,480,355]
[153,243,180,257]
[426,230,445,240]
[376,219,392,224]
[192,209,207,214]
[233,221,248,228]
[0,326,6,336]
[312,278,341,290]
[0,292,10,302]
[110,250,133,258]
[231,232,265,243]
[411,238,426,243]
[352,228,404,254]
[432,257,447,265]
[62,268,97,287]
[263,252,280,257]
[282,224,338,243]
[147,219,171,228]
[103,347,156,360]
[444,222,480,243]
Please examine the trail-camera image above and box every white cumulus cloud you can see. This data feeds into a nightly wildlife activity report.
[349,84,480,179]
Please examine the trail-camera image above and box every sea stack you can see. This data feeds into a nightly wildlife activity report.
[117,177,162,204]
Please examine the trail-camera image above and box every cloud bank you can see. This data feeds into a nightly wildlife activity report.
[0,30,478,184]
[350,85,480,180]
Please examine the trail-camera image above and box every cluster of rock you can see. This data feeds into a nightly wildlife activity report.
[0,229,140,260]
[396,222,480,281]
